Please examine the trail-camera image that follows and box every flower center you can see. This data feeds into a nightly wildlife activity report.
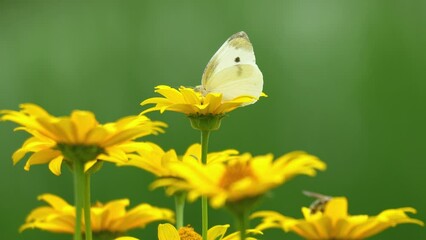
[178,226,202,240]
[219,161,256,189]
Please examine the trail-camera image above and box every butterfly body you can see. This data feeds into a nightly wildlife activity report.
[197,31,263,103]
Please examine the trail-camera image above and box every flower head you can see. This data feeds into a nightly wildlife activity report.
[121,143,238,177]
[141,85,263,116]
[1,103,166,175]
[20,193,174,236]
[152,151,326,208]
[252,197,424,240]
[152,223,260,240]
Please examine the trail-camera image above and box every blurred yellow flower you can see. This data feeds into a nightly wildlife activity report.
[152,151,326,208]
[121,143,238,177]
[20,193,174,235]
[252,197,424,240]
[1,103,166,175]
[116,223,261,240]
[115,237,139,240]
[141,85,262,116]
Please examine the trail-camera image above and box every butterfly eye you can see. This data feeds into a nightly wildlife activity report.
[234,57,240,63]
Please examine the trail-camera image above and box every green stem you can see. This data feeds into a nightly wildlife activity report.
[73,160,85,240]
[174,193,186,229]
[84,173,93,240]
[200,130,211,240]
[236,210,249,240]
[201,130,210,165]
[201,197,208,240]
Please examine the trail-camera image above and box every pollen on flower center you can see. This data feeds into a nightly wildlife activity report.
[219,162,256,189]
[178,226,202,240]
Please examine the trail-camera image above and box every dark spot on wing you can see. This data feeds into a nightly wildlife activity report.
[234,57,240,63]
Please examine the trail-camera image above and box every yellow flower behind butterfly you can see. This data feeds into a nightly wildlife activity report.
[141,85,262,116]
[252,197,424,240]
[20,194,174,237]
[1,103,166,175]
[152,151,326,208]
[115,223,262,240]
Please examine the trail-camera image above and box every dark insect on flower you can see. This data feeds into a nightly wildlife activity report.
[303,191,333,214]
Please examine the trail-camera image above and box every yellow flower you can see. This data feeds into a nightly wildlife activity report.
[1,103,166,175]
[141,85,263,116]
[152,151,326,208]
[20,193,174,235]
[116,223,257,240]
[121,143,238,177]
[251,197,424,240]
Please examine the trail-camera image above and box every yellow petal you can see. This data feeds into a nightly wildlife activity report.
[324,197,348,224]
[20,103,50,117]
[24,149,61,171]
[84,159,98,172]
[85,126,110,145]
[37,193,72,210]
[48,155,64,176]
[204,93,223,114]
[115,237,139,240]
[71,111,98,142]
[112,203,174,232]
[181,87,202,104]
[208,224,230,240]
[12,137,53,165]
[103,128,148,146]
[19,221,75,234]
[183,143,201,162]
[24,206,59,222]
[156,85,186,103]
[158,223,180,240]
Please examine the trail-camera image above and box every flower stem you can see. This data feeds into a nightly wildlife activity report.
[201,130,210,164]
[84,173,93,240]
[201,197,208,240]
[73,160,85,240]
[200,130,211,240]
[174,193,186,229]
[236,210,249,240]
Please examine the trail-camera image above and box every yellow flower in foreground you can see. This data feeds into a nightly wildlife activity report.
[252,197,424,240]
[122,143,238,177]
[152,151,326,208]
[1,103,166,175]
[117,223,261,240]
[20,194,174,236]
[141,85,262,116]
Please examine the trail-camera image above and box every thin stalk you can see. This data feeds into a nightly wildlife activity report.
[174,193,186,229]
[73,160,85,240]
[200,130,211,240]
[200,130,210,164]
[84,173,93,240]
[201,197,209,240]
[237,210,249,240]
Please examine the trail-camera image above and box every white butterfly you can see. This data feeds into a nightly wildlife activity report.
[196,31,263,104]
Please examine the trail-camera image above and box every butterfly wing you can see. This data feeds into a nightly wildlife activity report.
[200,32,263,102]
[204,64,263,101]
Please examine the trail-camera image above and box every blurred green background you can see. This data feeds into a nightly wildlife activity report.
[1,1,425,239]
